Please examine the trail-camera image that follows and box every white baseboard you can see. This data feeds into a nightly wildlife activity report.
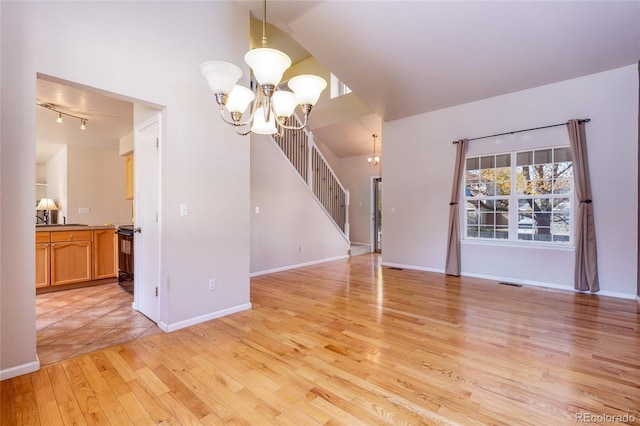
[461,271,638,300]
[380,263,637,300]
[158,302,252,333]
[381,261,445,274]
[350,242,371,247]
[0,358,40,381]
[250,255,349,277]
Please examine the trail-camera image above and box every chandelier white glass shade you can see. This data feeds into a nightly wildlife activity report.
[200,0,326,136]
[368,134,380,166]
[200,55,326,136]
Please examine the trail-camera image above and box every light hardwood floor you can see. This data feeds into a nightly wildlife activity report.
[2,254,639,425]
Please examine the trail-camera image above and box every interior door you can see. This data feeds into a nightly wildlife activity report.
[133,115,160,322]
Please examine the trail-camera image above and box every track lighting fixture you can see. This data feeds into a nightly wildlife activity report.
[37,102,89,130]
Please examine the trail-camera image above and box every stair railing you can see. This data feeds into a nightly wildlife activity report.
[273,118,349,239]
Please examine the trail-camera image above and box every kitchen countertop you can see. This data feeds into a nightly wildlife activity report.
[36,224,117,232]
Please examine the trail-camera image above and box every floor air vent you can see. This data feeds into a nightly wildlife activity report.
[389,267,404,271]
[498,282,522,287]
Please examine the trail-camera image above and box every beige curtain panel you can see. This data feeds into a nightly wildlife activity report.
[445,138,467,276]
[567,119,599,292]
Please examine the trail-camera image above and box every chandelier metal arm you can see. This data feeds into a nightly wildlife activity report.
[274,103,313,130]
[217,105,249,127]
[275,113,308,131]
[218,106,252,135]
[216,89,262,128]
[235,127,253,136]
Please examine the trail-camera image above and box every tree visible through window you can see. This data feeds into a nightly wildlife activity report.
[465,147,573,243]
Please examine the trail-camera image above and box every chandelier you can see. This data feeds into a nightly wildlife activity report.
[200,0,327,136]
[368,134,380,166]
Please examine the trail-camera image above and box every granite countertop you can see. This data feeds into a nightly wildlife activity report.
[36,224,117,232]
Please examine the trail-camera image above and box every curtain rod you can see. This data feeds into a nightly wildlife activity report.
[452,118,590,144]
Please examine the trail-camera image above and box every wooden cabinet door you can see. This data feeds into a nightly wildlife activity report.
[125,154,134,200]
[35,242,50,288]
[50,241,92,286]
[93,229,117,279]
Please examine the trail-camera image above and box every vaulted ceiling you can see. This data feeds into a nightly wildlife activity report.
[36,1,640,163]
[239,0,640,157]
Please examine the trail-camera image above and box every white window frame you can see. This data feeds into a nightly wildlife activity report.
[463,145,575,246]
[330,73,352,99]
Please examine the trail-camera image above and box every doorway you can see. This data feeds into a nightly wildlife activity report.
[34,75,162,363]
[373,177,382,253]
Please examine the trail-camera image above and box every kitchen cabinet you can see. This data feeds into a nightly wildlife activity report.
[35,232,50,288]
[36,226,118,291]
[125,154,134,200]
[93,229,117,280]
[50,230,92,286]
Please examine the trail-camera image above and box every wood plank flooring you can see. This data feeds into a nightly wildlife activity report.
[2,254,639,425]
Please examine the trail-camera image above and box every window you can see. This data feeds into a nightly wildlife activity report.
[330,73,352,99]
[465,146,573,243]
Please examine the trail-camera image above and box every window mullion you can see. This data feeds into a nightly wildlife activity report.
[508,152,518,240]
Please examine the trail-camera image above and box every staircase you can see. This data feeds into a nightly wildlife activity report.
[349,243,371,256]
[270,119,350,242]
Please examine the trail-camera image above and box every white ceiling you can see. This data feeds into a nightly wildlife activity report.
[36,1,640,163]
[240,0,640,157]
[36,75,134,164]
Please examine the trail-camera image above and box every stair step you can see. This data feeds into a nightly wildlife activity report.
[349,244,371,256]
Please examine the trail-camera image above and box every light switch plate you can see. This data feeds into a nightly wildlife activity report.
[180,204,188,216]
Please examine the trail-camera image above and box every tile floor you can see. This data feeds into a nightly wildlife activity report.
[36,282,161,365]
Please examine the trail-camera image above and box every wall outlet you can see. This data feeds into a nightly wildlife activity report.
[78,208,90,214]
[299,245,304,252]
[208,278,216,291]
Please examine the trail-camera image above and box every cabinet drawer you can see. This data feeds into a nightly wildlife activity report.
[36,232,51,243]
[51,230,92,242]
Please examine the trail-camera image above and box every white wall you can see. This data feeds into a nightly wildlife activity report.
[35,165,47,203]
[45,146,68,223]
[339,154,381,246]
[285,56,373,131]
[119,132,134,156]
[66,145,131,225]
[1,1,251,379]
[383,65,638,298]
[250,135,350,274]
